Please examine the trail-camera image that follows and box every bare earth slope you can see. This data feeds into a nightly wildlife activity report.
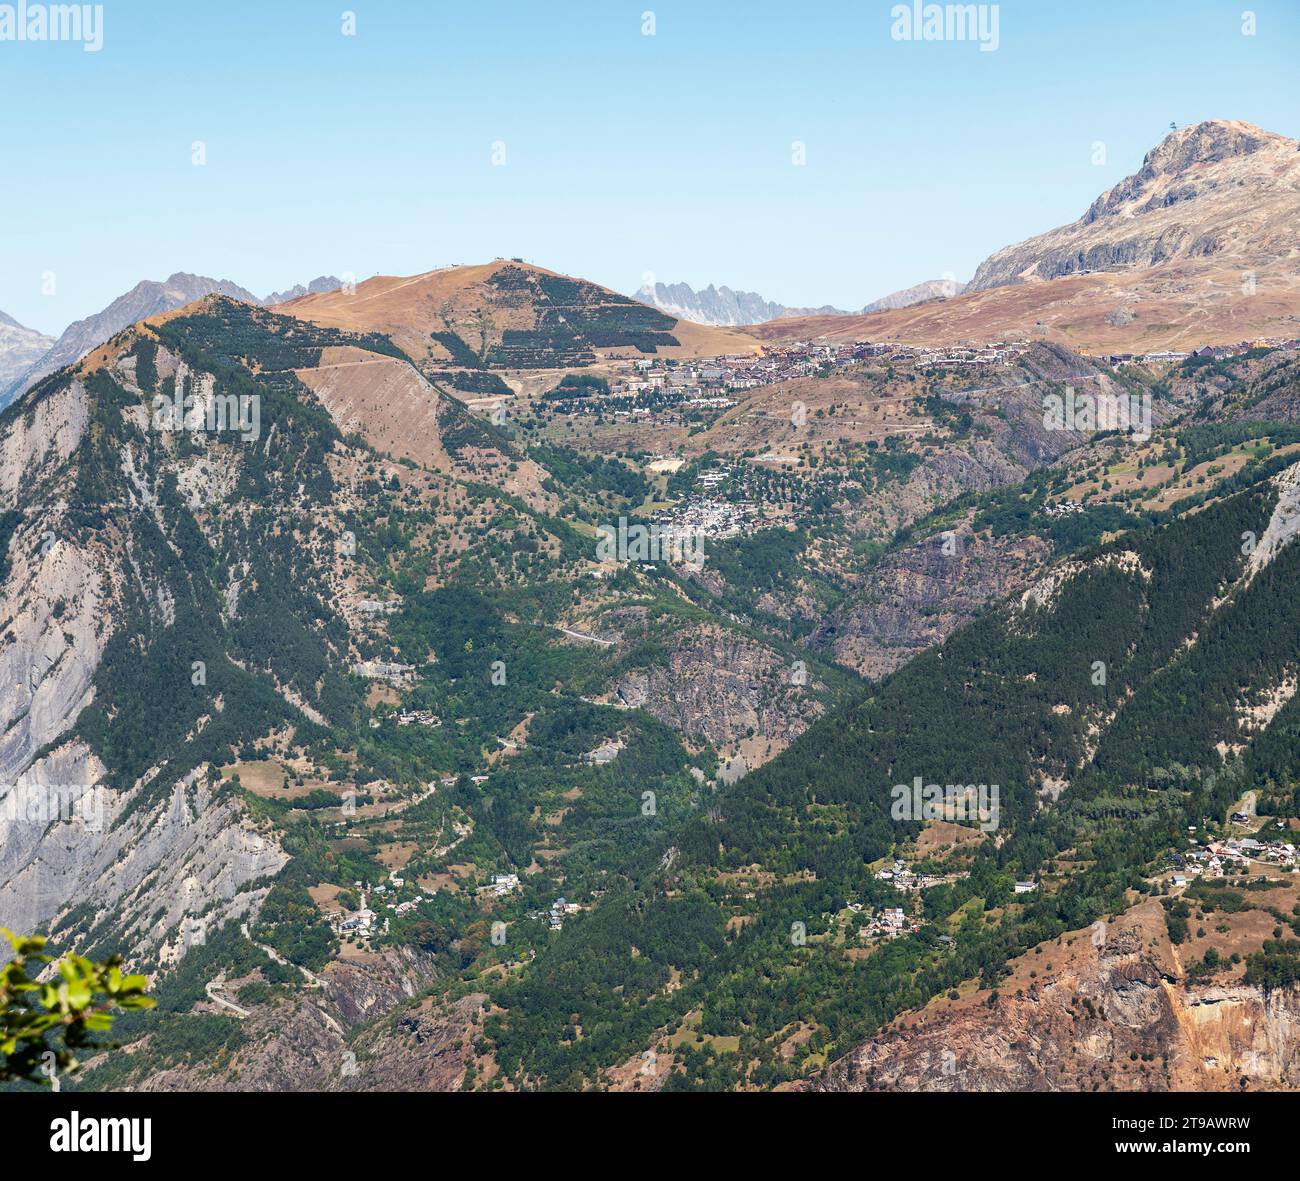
[811,896,1300,1092]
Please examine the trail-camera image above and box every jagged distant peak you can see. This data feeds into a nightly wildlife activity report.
[633,280,848,326]
[142,272,259,304]
[0,309,54,403]
[4,272,260,401]
[264,275,346,306]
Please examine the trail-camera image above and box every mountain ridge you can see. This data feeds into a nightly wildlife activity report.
[751,119,1300,352]
[632,280,849,326]
[860,277,967,314]
[2,272,260,405]
[263,275,345,306]
[3,273,352,408]
[287,259,762,367]
[633,277,969,326]
[0,311,53,397]
[970,119,1299,291]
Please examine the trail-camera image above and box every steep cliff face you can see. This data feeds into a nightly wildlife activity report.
[0,374,89,498]
[0,756,286,952]
[116,949,451,1091]
[870,344,1148,535]
[815,525,1052,679]
[812,899,1300,1092]
[818,343,1152,677]
[0,371,152,782]
[332,990,489,1091]
[872,443,1030,538]
[0,307,363,961]
[0,529,109,781]
[611,622,827,763]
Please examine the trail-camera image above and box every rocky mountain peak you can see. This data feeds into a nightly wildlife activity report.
[0,310,54,399]
[1084,119,1295,225]
[2,273,260,405]
[1150,119,1279,173]
[964,118,1300,294]
[633,279,853,326]
[264,275,345,306]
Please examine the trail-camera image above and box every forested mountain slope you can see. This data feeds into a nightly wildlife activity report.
[4,291,1300,1092]
[0,298,853,1090]
[468,466,1300,1089]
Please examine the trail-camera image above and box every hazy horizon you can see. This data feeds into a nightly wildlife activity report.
[3,0,1297,335]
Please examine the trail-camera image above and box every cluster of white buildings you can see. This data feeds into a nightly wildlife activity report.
[1168,831,1298,887]
[1105,340,1300,368]
[652,494,758,543]
[548,896,580,930]
[332,874,441,938]
[858,906,915,942]
[913,342,1030,370]
[488,872,520,897]
[351,660,417,685]
[874,859,964,892]
[1042,500,1086,518]
[339,908,376,937]
[1207,835,1296,867]
[548,337,1300,428]
[610,344,872,404]
[624,355,783,394]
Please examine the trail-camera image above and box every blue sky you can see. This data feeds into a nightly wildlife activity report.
[2,0,1297,334]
